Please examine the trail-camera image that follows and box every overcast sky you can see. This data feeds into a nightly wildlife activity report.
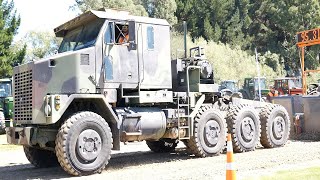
[13,0,79,40]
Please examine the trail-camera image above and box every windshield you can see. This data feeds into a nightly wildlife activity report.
[0,82,11,97]
[223,82,237,92]
[58,19,105,53]
[254,78,266,90]
[288,79,302,88]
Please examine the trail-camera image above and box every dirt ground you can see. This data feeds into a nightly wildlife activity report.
[1,134,320,180]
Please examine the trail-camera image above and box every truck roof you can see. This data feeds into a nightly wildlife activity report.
[54,9,170,37]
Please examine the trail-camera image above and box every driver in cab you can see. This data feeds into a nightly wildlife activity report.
[118,25,129,44]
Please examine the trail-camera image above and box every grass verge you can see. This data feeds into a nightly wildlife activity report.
[0,134,22,151]
[252,167,320,180]
[0,144,22,151]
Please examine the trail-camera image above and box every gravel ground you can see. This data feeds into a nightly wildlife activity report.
[1,135,320,180]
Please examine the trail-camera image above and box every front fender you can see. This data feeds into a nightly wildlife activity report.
[46,94,119,127]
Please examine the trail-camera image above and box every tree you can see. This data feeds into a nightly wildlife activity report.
[176,0,320,71]
[22,31,61,62]
[175,0,250,48]
[248,0,320,71]
[0,0,26,78]
[140,0,177,24]
[224,8,246,48]
[74,0,148,16]
[73,0,178,24]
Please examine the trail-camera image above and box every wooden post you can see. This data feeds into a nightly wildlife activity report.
[301,47,306,95]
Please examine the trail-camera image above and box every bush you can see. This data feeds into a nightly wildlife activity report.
[171,33,283,86]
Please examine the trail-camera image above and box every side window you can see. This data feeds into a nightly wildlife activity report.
[104,22,114,44]
[147,26,154,49]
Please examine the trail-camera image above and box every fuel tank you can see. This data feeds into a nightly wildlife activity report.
[115,107,167,142]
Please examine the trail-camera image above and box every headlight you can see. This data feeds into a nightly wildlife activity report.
[44,96,52,117]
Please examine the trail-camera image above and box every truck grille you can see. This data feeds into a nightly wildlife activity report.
[14,70,33,121]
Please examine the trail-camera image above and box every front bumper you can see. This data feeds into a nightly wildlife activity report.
[6,127,33,145]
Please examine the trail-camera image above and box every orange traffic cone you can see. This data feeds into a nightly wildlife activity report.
[226,133,236,180]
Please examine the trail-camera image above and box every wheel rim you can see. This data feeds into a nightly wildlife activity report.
[240,117,255,142]
[77,129,102,161]
[204,119,221,146]
[272,116,285,140]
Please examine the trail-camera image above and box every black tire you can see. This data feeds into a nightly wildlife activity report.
[213,99,229,111]
[186,106,227,157]
[259,104,290,148]
[23,146,59,168]
[182,140,189,148]
[226,104,260,152]
[146,139,178,153]
[307,90,319,95]
[55,111,113,176]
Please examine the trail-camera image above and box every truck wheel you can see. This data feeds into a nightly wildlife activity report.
[259,104,290,148]
[307,89,319,95]
[146,139,178,153]
[23,146,59,167]
[187,106,227,157]
[55,111,113,176]
[226,104,260,152]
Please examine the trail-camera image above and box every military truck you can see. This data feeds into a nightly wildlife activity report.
[239,77,269,100]
[6,9,290,176]
[0,78,13,133]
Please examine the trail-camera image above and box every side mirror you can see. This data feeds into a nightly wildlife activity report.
[128,20,137,50]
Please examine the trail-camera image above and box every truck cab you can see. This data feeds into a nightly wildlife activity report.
[274,77,302,95]
[240,77,269,100]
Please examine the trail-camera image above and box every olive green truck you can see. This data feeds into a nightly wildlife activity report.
[0,78,13,133]
[6,9,290,176]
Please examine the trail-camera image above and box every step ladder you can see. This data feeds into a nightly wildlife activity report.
[177,95,192,140]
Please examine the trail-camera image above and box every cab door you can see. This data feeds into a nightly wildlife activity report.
[103,21,139,88]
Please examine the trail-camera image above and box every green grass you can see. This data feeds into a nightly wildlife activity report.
[251,167,320,180]
[0,144,22,151]
[0,134,22,151]
[0,134,7,144]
